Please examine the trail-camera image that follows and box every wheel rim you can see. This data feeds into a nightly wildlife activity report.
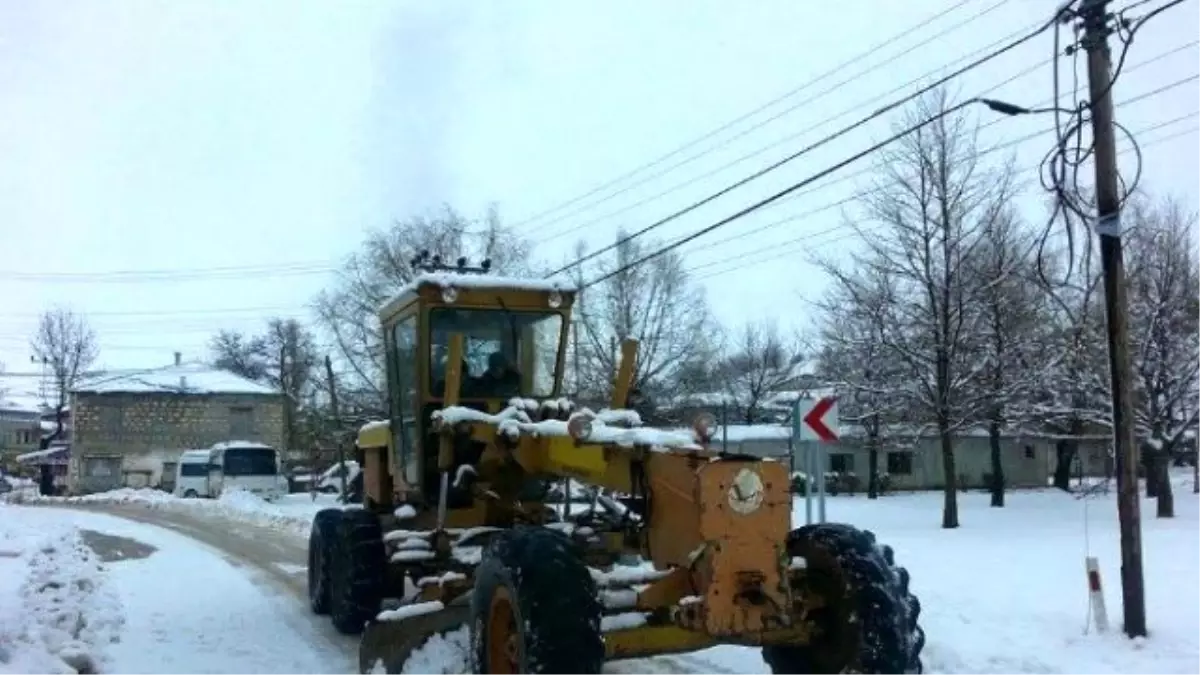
[486,586,520,674]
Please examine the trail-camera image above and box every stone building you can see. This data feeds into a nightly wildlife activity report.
[68,360,284,494]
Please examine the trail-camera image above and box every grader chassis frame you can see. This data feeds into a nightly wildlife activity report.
[305,266,925,674]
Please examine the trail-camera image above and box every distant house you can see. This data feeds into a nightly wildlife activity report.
[67,358,285,494]
[689,421,1111,491]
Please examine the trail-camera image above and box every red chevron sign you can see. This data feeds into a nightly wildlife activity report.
[800,396,839,443]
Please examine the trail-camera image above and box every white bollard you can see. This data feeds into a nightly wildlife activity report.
[1085,556,1109,633]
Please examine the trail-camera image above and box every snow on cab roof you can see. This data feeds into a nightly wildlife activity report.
[377,272,577,314]
[73,362,277,396]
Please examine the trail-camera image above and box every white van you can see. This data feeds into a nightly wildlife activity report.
[174,441,286,501]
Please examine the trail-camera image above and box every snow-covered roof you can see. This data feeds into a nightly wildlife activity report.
[377,272,576,314]
[212,440,275,451]
[73,362,277,396]
[763,388,838,408]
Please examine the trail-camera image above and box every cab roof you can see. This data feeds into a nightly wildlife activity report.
[377,272,576,320]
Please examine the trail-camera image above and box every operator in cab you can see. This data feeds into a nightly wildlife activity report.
[471,351,520,398]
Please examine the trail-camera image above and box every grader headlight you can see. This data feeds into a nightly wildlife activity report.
[441,286,458,303]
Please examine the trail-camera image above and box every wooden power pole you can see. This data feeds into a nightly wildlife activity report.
[324,355,348,496]
[1080,0,1146,638]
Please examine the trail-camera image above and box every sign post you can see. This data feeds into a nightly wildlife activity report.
[796,396,840,524]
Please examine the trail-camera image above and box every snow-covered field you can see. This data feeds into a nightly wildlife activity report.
[6,477,1197,674]
[0,505,352,674]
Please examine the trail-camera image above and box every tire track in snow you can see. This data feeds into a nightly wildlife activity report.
[44,504,359,672]
[47,504,755,675]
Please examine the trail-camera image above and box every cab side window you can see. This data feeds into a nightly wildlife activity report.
[391,317,419,485]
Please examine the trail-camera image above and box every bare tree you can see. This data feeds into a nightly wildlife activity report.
[967,211,1050,507]
[269,319,318,453]
[821,89,1016,528]
[210,330,269,381]
[313,205,531,415]
[569,231,716,411]
[718,320,805,423]
[1124,195,1200,518]
[30,308,99,439]
[814,264,908,499]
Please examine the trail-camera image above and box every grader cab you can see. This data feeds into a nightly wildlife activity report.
[306,257,926,674]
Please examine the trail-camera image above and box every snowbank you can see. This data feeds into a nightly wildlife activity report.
[0,511,124,674]
[23,488,336,540]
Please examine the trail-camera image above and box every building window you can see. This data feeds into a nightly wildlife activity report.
[1024,445,1036,459]
[229,406,254,438]
[886,451,914,476]
[830,453,854,473]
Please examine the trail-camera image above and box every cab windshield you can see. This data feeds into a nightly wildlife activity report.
[429,308,564,399]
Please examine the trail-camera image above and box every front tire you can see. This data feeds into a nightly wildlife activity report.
[762,523,924,674]
[307,509,341,615]
[470,526,604,673]
[329,509,386,635]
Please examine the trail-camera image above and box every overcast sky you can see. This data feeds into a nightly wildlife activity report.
[0,0,1196,383]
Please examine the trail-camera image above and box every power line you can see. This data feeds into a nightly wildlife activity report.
[538,18,1060,255]
[687,121,1198,283]
[0,261,335,282]
[581,54,1197,293]
[544,29,1191,253]
[547,10,1070,279]
[578,97,1015,290]
[0,305,306,318]
[673,66,1199,263]
[506,0,986,230]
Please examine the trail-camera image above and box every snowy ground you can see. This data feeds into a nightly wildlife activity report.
[8,487,341,541]
[0,505,353,674]
[6,476,1197,674]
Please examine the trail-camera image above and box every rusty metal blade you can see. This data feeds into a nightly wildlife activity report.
[358,604,470,674]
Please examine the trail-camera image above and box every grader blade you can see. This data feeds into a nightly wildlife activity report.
[357,604,470,674]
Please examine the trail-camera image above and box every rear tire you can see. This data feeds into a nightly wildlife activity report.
[329,509,386,635]
[307,509,341,615]
[470,526,603,673]
[762,523,924,674]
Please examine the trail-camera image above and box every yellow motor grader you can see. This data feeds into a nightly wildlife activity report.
[306,256,925,674]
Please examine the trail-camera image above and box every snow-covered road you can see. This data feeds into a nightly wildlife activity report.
[0,506,355,674]
[35,503,763,675]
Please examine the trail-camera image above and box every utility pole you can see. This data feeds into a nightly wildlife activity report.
[279,342,294,458]
[1080,0,1146,638]
[324,355,348,497]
